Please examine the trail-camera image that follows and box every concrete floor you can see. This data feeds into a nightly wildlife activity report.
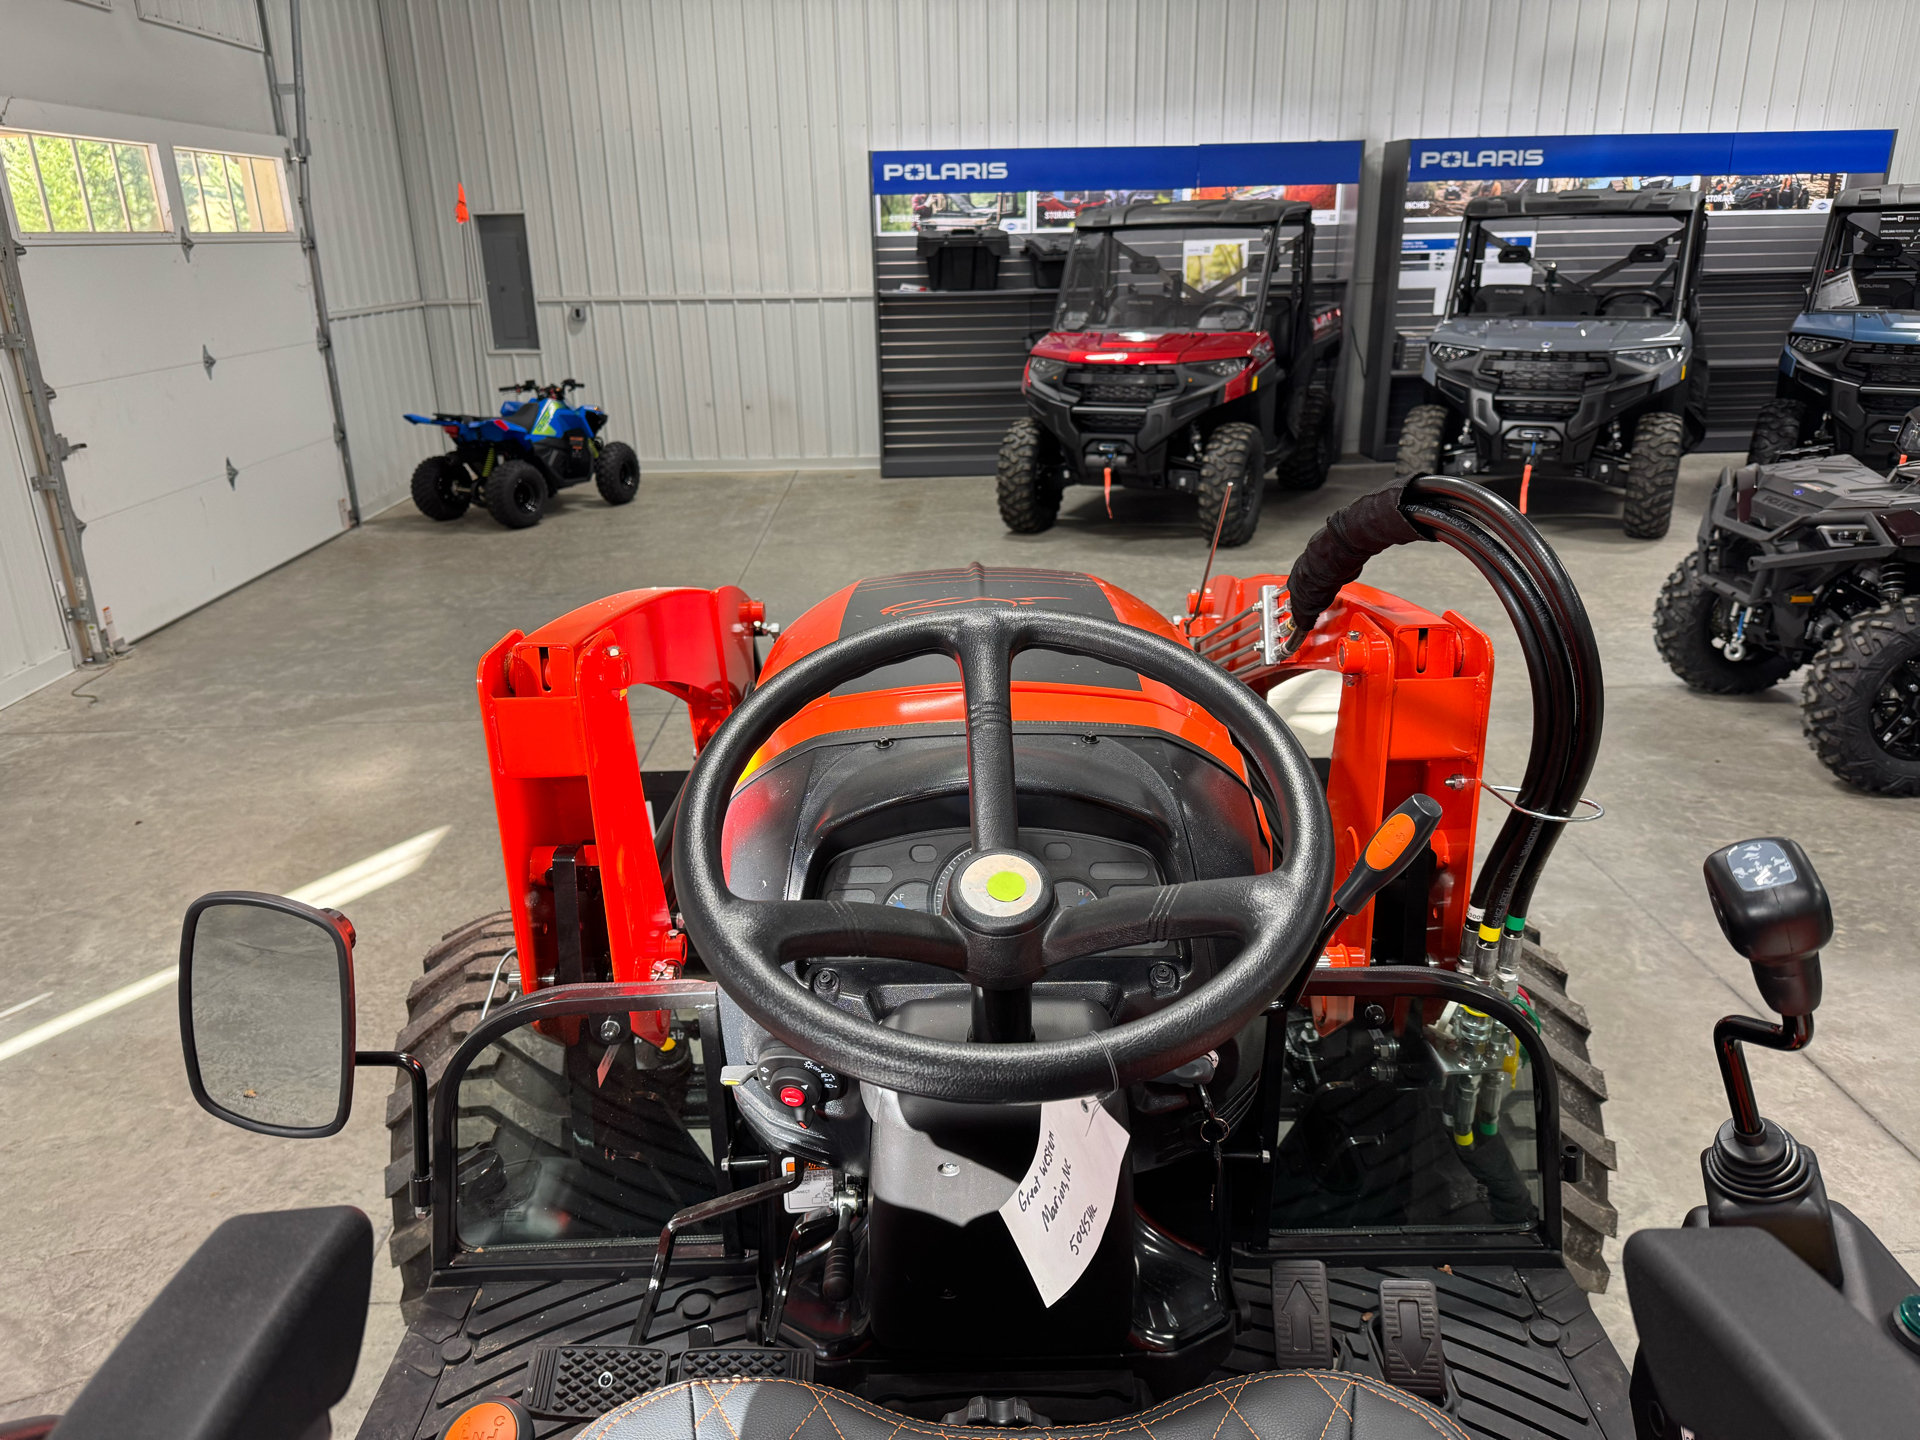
[0,454,1914,1433]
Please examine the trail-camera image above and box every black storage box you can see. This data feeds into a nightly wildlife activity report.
[1022,235,1070,289]
[916,225,1010,291]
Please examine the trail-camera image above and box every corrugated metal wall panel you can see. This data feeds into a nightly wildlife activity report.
[134,0,263,50]
[293,0,1914,472]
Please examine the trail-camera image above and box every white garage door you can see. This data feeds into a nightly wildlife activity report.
[1,103,346,644]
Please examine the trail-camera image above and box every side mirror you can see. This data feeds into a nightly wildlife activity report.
[1627,242,1669,264]
[178,892,356,1137]
[1496,243,1533,264]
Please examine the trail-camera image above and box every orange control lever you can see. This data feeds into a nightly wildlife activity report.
[1317,793,1446,954]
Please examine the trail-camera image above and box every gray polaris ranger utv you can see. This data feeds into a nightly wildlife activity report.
[1396,188,1711,538]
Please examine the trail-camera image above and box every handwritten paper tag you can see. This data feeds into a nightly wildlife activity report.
[998,1097,1130,1307]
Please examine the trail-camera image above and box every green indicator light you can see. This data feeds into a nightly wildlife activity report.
[986,870,1027,903]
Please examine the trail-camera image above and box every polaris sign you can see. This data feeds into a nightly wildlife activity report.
[870,141,1362,194]
[1405,129,1895,183]
[879,159,1011,184]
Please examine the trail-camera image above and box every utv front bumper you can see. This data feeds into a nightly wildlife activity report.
[1025,363,1273,489]
[1779,342,1920,464]
[1423,347,1685,469]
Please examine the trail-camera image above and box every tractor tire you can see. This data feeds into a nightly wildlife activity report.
[1652,552,1796,693]
[1276,385,1337,491]
[1801,597,1920,796]
[996,417,1061,534]
[386,913,518,1303]
[484,459,546,529]
[1394,404,1450,478]
[594,441,641,506]
[1516,932,1618,1293]
[410,455,468,521]
[1198,422,1264,547]
[1746,398,1808,465]
[1622,411,1685,539]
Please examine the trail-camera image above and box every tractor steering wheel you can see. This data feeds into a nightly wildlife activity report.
[674,609,1334,1103]
[1597,288,1670,315]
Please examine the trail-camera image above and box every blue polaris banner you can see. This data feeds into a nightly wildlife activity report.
[1406,129,1895,181]
[870,140,1361,194]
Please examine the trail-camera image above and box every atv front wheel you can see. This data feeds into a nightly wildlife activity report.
[1276,385,1336,491]
[1622,411,1685,539]
[1746,397,1808,464]
[1394,403,1450,478]
[594,441,641,505]
[410,455,469,521]
[484,459,545,529]
[1198,422,1264,546]
[1652,552,1796,693]
[1802,596,1919,795]
[996,417,1061,534]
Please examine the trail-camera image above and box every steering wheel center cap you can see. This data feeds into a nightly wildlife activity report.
[950,851,1050,932]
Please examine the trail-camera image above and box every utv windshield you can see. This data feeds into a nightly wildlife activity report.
[1447,212,1693,320]
[1812,209,1919,311]
[1054,224,1283,333]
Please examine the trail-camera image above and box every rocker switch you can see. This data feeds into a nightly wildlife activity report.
[1376,1277,1447,1399]
[1270,1259,1331,1368]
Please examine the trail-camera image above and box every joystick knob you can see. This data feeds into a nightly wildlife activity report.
[1703,837,1831,1017]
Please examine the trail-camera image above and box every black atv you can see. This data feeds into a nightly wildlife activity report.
[1747,184,1919,468]
[1655,411,1920,795]
[1397,188,1711,539]
[999,198,1344,547]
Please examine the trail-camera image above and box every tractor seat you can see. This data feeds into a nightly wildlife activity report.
[503,401,542,430]
[579,1372,1466,1439]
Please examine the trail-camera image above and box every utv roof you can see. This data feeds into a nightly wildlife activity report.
[1463,187,1703,218]
[1834,183,1919,210]
[1073,198,1313,229]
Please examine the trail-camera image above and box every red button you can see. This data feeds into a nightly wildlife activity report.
[778,1085,807,1107]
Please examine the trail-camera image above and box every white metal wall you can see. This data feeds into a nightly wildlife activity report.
[305,0,1913,477]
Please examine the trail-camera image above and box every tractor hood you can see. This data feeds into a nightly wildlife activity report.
[1428,316,1688,352]
[1788,309,1921,344]
[1031,330,1270,364]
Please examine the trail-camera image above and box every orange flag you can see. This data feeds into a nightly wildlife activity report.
[455,183,470,224]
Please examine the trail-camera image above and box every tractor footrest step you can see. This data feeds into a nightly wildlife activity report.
[1270,1259,1332,1368]
[527,1344,668,1420]
[1376,1277,1447,1399]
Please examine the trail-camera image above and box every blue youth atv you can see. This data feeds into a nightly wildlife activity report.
[1748,185,1918,467]
[405,378,641,529]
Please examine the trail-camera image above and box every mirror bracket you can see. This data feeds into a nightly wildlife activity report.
[356,1050,431,1213]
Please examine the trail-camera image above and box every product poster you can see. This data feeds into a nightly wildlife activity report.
[1404,173,1849,217]
[1183,238,1249,290]
[878,192,1030,233]
[879,183,1354,236]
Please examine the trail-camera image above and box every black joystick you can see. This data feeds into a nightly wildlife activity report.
[1698,837,1841,1284]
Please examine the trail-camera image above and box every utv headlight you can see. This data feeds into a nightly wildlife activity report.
[1188,357,1248,379]
[1816,524,1874,547]
[1789,335,1844,358]
[1027,357,1067,387]
[1616,345,1683,366]
[1429,342,1478,364]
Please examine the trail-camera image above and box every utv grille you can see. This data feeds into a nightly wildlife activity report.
[1495,397,1581,419]
[1840,342,1920,387]
[1863,389,1917,413]
[1076,410,1148,434]
[1065,367,1179,405]
[1481,350,1612,393]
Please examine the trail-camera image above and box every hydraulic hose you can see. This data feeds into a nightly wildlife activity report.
[1276,476,1602,942]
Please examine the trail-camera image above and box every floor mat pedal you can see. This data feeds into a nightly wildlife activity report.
[676,1346,814,1382]
[525,1344,669,1420]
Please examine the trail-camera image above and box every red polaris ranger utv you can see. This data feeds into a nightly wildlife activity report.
[999,199,1345,548]
[18,484,1916,1440]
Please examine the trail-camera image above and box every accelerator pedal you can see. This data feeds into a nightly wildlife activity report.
[1270,1259,1332,1368]
[677,1347,814,1383]
[1376,1277,1447,1399]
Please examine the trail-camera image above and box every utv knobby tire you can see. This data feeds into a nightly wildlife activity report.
[1746,398,1808,465]
[594,441,641,506]
[1652,552,1796,693]
[410,455,469,521]
[1802,597,1920,796]
[385,914,519,1302]
[1517,933,1618,1293]
[1622,411,1685,539]
[1394,404,1450,478]
[996,417,1061,534]
[1276,386,1337,491]
[484,459,545,529]
[1198,422,1264,547]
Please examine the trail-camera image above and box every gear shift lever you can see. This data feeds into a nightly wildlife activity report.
[1698,837,1841,1283]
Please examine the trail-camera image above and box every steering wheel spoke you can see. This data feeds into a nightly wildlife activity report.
[954,619,1019,852]
[1041,876,1260,967]
[739,898,969,971]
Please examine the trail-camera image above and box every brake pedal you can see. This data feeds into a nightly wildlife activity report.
[1270,1259,1332,1367]
[525,1344,668,1421]
[1376,1277,1446,1398]
[676,1346,813,1383]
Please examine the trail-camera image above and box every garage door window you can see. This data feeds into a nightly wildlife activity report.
[174,148,290,235]
[0,129,168,234]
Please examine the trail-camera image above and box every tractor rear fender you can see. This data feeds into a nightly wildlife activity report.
[478,587,758,1013]
[1189,574,1494,969]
